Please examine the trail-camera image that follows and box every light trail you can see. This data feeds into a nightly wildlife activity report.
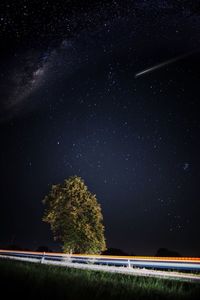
[135,51,196,78]
[0,249,200,283]
[0,249,199,262]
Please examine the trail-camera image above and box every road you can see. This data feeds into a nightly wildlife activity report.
[0,250,200,283]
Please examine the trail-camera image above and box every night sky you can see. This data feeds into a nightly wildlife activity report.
[1,1,200,256]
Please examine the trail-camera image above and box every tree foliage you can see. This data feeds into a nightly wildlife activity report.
[42,176,106,254]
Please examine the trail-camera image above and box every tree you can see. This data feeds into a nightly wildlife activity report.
[42,176,106,254]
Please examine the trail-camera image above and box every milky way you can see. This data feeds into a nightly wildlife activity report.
[1,39,77,121]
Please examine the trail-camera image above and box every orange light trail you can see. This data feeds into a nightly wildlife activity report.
[0,249,199,263]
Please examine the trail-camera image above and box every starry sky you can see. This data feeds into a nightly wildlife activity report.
[1,1,200,256]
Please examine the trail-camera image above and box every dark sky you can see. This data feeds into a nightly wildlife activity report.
[1,1,200,256]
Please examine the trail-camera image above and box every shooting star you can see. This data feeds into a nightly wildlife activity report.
[135,51,195,78]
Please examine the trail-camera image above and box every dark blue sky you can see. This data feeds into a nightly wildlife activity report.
[0,1,200,255]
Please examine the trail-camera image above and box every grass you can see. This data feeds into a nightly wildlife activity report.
[0,258,199,300]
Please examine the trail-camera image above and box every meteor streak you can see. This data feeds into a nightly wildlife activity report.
[135,51,195,78]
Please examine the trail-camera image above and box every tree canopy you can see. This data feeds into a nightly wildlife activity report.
[42,176,106,254]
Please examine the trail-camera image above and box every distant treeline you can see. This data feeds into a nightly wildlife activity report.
[0,244,185,257]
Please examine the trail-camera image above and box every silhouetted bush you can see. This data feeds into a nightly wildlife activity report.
[102,248,129,256]
[36,246,52,252]
[156,248,181,257]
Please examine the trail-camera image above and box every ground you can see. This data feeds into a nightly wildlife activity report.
[0,259,200,299]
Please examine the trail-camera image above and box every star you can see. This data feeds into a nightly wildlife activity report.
[183,162,189,171]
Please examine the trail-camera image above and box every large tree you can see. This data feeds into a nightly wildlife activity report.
[42,176,106,254]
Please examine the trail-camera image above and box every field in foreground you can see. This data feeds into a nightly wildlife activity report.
[0,258,200,300]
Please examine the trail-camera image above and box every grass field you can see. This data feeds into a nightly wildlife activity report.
[0,258,199,300]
